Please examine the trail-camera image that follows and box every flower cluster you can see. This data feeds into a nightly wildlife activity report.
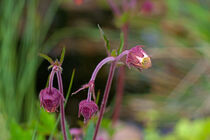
[39,45,151,140]
[73,45,151,124]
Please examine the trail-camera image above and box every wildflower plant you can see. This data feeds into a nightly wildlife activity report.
[103,0,155,125]
[39,48,68,140]
[73,26,152,139]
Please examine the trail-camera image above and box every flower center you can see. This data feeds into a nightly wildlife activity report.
[141,57,151,69]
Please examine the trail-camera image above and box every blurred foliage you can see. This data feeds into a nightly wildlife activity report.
[8,108,59,140]
[0,0,62,122]
[101,118,115,136]
[145,118,210,140]
[0,113,10,140]
[84,120,95,140]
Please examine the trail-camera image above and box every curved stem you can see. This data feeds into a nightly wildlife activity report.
[87,51,129,101]
[92,50,129,139]
[56,70,67,140]
[90,57,115,82]
[93,62,116,140]
[115,50,129,61]
[87,57,115,100]
[49,70,55,90]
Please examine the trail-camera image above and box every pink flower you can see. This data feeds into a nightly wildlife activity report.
[79,100,98,123]
[39,87,63,112]
[141,0,154,14]
[70,128,83,140]
[74,0,83,5]
[126,45,151,70]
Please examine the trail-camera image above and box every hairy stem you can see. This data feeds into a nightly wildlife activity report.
[93,62,116,140]
[56,70,67,140]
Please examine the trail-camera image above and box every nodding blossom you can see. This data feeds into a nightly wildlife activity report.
[72,80,98,123]
[126,45,151,70]
[39,63,64,112]
[39,87,63,112]
[79,100,98,123]
[39,49,68,140]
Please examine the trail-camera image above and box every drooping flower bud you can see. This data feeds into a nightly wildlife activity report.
[79,100,98,123]
[126,45,151,70]
[39,87,63,112]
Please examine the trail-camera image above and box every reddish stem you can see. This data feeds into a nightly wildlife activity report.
[88,57,115,100]
[112,23,129,125]
[112,66,125,124]
[56,70,67,140]
[49,70,55,90]
[93,62,116,140]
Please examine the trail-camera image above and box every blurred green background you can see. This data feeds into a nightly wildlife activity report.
[0,0,210,139]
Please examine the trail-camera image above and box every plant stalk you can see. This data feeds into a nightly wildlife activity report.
[112,23,129,125]
[56,70,68,140]
[112,66,125,124]
[93,62,116,140]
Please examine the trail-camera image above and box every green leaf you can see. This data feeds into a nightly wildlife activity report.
[98,24,111,53]
[65,120,72,140]
[10,120,33,140]
[0,113,10,140]
[45,73,51,88]
[115,12,129,27]
[84,120,95,140]
[65,69,75,106]
[121,12,129,24]
[38,108,57,134]
[117,32,124,55]
[96,90,100,105]
[60,47,66,65]
[39,53,54,64]
[111,49,117,57]
[101,118,115,136]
